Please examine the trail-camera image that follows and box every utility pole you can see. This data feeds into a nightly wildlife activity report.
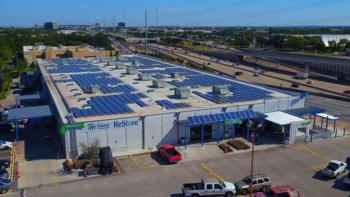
[156,6,159,56]
[249,126,256,197]
[144,10,148,55]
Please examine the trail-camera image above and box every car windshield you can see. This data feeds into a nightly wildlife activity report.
[326,163,338,171]
[219,181,226,188]
[243,177,251,184]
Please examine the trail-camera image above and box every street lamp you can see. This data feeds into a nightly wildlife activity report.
[249,122,262,197]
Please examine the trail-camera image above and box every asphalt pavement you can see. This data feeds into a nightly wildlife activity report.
[24,137,350,197]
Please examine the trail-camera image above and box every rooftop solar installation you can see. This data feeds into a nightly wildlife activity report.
[193,85,273,104]
[187,109,256,126]
[156,100,190,109]
[140,67,200,76]
[47,64,101,74]
[169,74,234,87]
[71,93,148,118]
[71,73,123,93]
[123,56,175,68]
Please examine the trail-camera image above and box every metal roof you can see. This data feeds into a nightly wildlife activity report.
[264,111,305,125]
[284,106,326,117]
[7,105,52,121]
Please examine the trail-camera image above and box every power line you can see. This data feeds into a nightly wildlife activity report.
[181,0,347,26]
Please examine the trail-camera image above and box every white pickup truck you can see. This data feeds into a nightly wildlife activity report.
[321,160,347,179]
[182,178,236,197]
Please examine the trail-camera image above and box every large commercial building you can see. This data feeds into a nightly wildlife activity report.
[37,55,310,158]
[44,22,59,30]
[24,44,115,64]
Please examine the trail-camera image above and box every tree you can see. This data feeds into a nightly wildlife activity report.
[79,139,100,160]
[0,46,13,61]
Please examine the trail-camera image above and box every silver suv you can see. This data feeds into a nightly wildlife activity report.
[235,174,271,195]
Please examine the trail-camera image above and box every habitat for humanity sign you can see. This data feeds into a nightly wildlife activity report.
[84,119,140,132]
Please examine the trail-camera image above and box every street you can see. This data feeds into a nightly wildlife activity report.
[24,137,350,197]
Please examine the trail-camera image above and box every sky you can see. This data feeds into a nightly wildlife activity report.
[0,0,350,27]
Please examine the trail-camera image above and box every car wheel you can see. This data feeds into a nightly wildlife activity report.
[191,194,199,197]
[262,186,269,192]
[0,165,5,170]
[242,189,248,195]
[4,146,10,150]
[1,189,7,194]
[225,192,233,197]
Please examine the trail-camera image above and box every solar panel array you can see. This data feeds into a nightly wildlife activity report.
[187,109,256,126]
[124,56,175,68]
[152,74,167,79]
[99,84,137,94]
[140,67,200,76]
[48,64,101,73]
[71,93,148,118]
[156,100,190,109]
[71,73,124,93]
[193,85,272,104]
[169,74,233,87]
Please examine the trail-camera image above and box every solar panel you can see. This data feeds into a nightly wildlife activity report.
[156,100,190,109]
[187,110,256,126]
[71,93,148,118]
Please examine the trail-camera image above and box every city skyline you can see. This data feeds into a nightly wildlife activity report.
[1,0,350,27]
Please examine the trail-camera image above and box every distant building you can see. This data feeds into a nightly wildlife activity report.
[23,44,116,63]
[118,22,126,28]
[44,22,59,30]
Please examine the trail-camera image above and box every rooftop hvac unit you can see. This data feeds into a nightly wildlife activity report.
[171,72,181,78]
[126,67,137,75]
[132,60,139,66]
[89,85,100,94]
[153,80,166,88]
[115,63,125,70]
[175,87,191,99]
[138,73,151,81]
[213,85,229,95]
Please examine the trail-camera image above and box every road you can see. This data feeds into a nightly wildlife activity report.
[24,137,350,197]
[152,44,350,101]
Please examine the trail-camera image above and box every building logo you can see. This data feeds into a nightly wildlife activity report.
[86,122,110,131]
[87,123,96,130]
[114,120,139,128]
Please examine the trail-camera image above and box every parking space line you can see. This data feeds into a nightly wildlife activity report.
[128,155,139,165]
[293,144,330,162]
[23,159,28,190]
[50,160,59,186]
[199,163,225,181]
[310,163,326,172]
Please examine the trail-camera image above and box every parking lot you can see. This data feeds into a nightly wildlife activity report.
[22,136,350,197]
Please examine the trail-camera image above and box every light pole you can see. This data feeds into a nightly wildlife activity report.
[249,122,262,197]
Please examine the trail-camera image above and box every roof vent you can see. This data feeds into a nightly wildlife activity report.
[171,72,181,78]
[132,60,139,66]
[90,85,100,94]
[126,67,137,75]
[175,87,191,99]
[138,73,151,81]
[153,80,166,88]
[115,63,125,70]
[213,85,229,95]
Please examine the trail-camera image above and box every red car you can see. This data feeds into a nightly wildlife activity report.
[344,90,350,95]
[255,185,300,197]
[157,144,182,163]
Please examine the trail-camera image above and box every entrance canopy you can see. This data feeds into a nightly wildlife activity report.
[7,105,53,121]
[187,109,256,127]
[265,111,305,126]
[316,113,338,120]
[284,106,326,117]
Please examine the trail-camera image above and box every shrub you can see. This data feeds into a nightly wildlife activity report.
[218,144,233,153]
[227,140,250,150]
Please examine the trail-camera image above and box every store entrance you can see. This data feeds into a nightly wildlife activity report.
[190,125,212,142]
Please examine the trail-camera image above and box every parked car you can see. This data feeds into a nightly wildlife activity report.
[0,123,14,133]
[157,144,182,163]
[343,90,350,95]
[291,83,299,88]
[0,141,12,150]
[0,178,11,194]
[11,82,19,89]
[0,160,9,170]
[321,160,347,179]
[235,174,272,195]
[306,80,314,85]
[182,178,236,197]
[346,155,350,165]
[344,172,350,187]
[235,72,243,76]
[254,185,300,197]
[0,169,8,179]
